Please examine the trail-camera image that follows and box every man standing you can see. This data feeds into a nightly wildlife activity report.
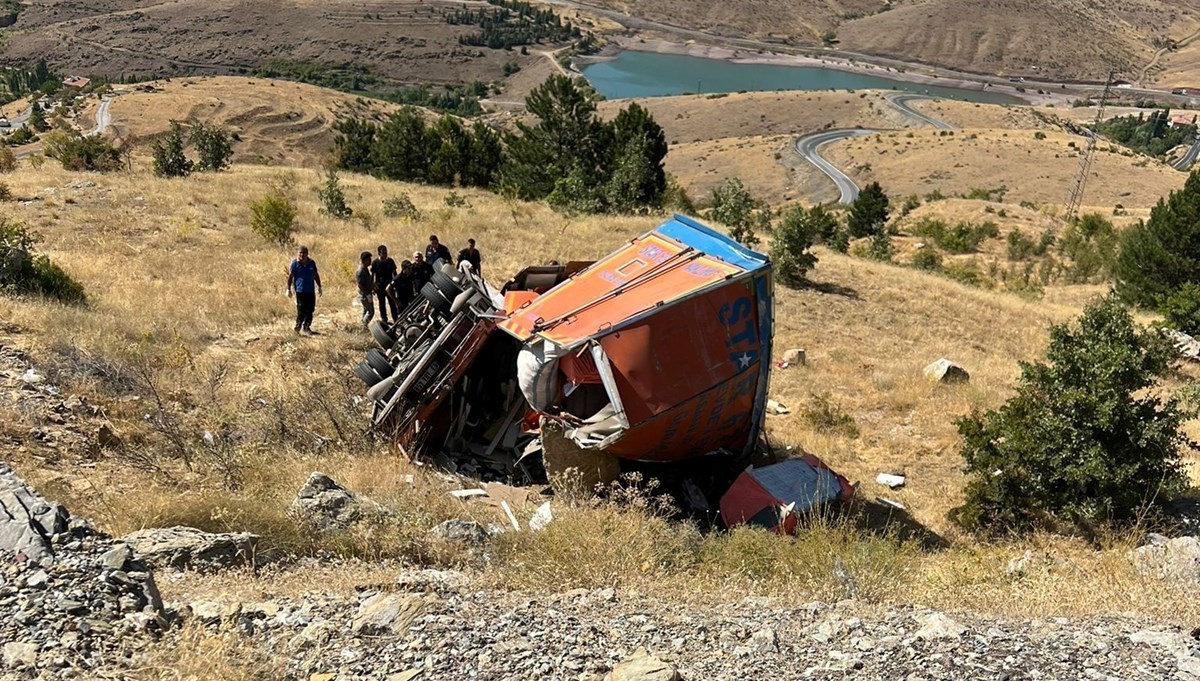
[371,244,398,325]
[286,245,322,335]
[457,238,482,276]
[355,251,374,328]
[411,251,434,292]
[425,234,452,266]
[387,260,416,312]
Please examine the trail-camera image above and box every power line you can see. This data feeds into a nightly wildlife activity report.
[1065,70,1115,222]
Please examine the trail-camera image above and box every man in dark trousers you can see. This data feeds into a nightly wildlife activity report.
[371,244,398,325]
[425,234,452,266]
[355,251,374,328]
[457,238,482,276]
[387,260,416,312]
[411,251,434,292]
[286,245,322,335]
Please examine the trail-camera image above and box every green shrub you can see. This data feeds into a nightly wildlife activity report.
[382,194,421,221]
[911,246,942,271]
[1160,282,1200,336]
[950,295,1190,535]
[941,261,987,288]
[709,178,765,247]
[1059,213,1117,284]
[898,194,921,217]
[0,219,85,304]
[249,189,297,245]
[1007,229,1037,261]
[151,121,193,178]
[910,217,996,253]
[444,190,469,208]
[43,131,123,172]
[864,231,893,262]
[0,147,15,173]
[317,168,353,219]
[189,122,234,172]
[770,204,821,284]
[800,394,859,437]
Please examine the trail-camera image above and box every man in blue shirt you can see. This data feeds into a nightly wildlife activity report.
[286,245,322,335]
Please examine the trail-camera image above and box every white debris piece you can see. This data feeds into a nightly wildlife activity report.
[765,399,791,415]
[875,473,906,489]
[449,488,487,499]
[877,497,907,511]
[528,502,554,531]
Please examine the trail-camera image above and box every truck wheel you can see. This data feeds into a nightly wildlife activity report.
[366,348,393,378]
[431,269,463,300]
[369,320,396,350]
[354,361,384,387]
[420,282,452,318]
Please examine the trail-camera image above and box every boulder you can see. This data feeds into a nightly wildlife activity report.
[121,526,259,571]
[430,519,488,544]
[0,462,69,565]
[2,642,37,669]
[351,593,434,636]
[1132,535,1200,582]
[923,359,970,384]
[290,472,390,532]
[606,649,681,681]
[914,612,966,640]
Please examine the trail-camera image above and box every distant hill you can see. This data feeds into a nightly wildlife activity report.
[576,0,1200,83]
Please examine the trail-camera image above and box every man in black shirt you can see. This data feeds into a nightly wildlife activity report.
[425,234,452,266]
[355,251,375,328]
[388,260,416,311]
[457,238,482,276]
[411,251,434,293]
[371,244,398,324]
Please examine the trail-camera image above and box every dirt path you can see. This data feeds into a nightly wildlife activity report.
[1138,27,1200,87]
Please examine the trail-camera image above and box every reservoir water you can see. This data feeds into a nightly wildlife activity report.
[581,50,1023,104]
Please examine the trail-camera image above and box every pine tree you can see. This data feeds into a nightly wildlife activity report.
[371,107,433,182]
[317,168,353,219]
[847,181,889,238]
[151,121,193,178]
[608,102,668,208]
[1114,171,1200,307]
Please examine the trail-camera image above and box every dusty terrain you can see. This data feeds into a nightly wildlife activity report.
[0,0,551,86]
[568,0,1200,85]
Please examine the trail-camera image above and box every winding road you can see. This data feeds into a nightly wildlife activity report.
[796,94,955,203]
[1173,139,1200,171]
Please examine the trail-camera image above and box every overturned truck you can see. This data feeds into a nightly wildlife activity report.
[355,215,776,497]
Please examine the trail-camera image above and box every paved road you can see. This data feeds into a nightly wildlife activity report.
[88,96,114,136]
[794,129,879,203]
[1173,139,1200,171]
[886,94,954,130]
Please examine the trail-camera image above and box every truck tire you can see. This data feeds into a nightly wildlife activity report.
[420,282,452,318]
[354,361,384,387]
[366,348,393,378]
[369,320,396,350]
[431,269,463,300]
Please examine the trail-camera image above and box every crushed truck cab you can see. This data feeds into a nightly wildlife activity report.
[355,215,773,481]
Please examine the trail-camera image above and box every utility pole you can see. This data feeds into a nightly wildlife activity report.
[1065,70,1115,222]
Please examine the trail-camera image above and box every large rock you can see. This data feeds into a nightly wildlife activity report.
[121,526,259,571]
[0,462,70,565]
[923,359,970,384]
[914,612,967,640]
[430,519,488,544]
[350,593,434,636]
[1133,534,1200,582]
[290,472,390,532]
[606,649,681,681]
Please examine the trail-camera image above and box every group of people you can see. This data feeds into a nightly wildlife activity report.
[286,235,483,335]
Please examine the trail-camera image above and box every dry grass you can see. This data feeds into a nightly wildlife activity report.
[822,127,1186,213]
[125,621,286,681]
[2,155,1198,626]
[99,76,402,167]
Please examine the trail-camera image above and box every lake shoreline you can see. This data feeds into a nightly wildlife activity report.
[578,36,1067,106]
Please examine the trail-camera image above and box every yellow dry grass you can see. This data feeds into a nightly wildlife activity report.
[822,128,1187,212]
[98,76,401,167]
[2,155,1198,628]
[666,135,796,203]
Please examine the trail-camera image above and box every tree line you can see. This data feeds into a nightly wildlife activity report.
[332,75,668,214]
[1098,108,1197,158]
[447,0,581,49]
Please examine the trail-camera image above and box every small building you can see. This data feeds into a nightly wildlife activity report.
[1169,114,1195,128]
[62,76,90,89]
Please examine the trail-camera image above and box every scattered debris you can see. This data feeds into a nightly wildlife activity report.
[875,472,906,489]
[1162,328,1200,361]
[720,456,855,533]
[765,399,791,416]
[528,501,553,531]
[783,348,806,365]
[449,488,487,499]
[501,501,521,532]
[121,526,260,571]
[924,358,970,384]
[876,497,907,511]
